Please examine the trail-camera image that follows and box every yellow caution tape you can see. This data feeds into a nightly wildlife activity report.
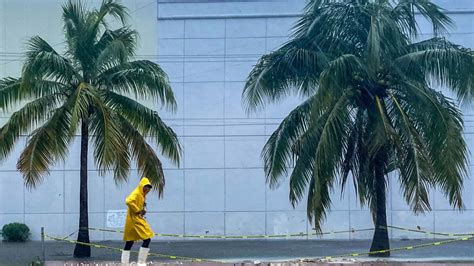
[81,227,374,239]
[81,225,474,240]
[46,229,474,263]
[310,235,474,261]
[44,234,217,263]
[386,225,474,237]
[60,230,78,240]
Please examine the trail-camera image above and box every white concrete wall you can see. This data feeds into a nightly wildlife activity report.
[0,0,473,241]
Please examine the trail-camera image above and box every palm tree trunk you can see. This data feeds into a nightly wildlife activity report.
[369,156,390,257]
[73,121,91,257]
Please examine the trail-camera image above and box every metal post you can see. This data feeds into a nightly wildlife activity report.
[41,227,45,263]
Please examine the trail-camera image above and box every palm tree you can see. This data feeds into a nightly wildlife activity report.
[243,0,474,256]
[0,0,181,258]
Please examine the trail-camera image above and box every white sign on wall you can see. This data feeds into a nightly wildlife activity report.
[106,210,127,228]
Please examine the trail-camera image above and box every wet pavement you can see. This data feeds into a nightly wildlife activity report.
[1,239,473,266]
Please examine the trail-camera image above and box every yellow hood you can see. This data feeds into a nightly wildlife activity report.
[137,177,152,195]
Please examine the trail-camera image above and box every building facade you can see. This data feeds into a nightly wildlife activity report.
[0,0,473,241]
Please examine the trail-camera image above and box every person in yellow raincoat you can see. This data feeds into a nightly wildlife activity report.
[121,177,154,265]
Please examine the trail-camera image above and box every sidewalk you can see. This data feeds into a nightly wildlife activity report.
[1,239,473,266]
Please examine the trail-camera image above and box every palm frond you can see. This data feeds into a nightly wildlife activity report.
[62,0,87,40]
[0,93,64,161]
[367,15,382,69]
[306,169,332,234]
[62,0,97,73]
[67,82,95,136]
[94,28,138,73]
[243,38,327,112]
[393,83,467,209]
[291,91,351,232]
[0,78,22,111]
[1,77,71,113]
[17,106,71,188]
[103,90,181,165]
[120,117,165,196]
[22,36,79,85]
[293,0,370,54]
[109,131,131,183]
[388,92,433,212]
[319,54,365,99]
[262,97,313,188]
[94,0,128,28]
[395,0,453,36]
[89,99,128,174]
[340,108,364,195]
[395,39,474,102]
[428,93,466,209]
[98,60,176,111]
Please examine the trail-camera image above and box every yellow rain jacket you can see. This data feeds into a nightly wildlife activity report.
[123,177,155,241]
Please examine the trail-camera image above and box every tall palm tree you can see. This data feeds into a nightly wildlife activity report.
[0,0,181,257]
[243,0,474,256]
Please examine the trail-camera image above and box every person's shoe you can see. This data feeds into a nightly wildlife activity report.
[137,247,150,266]
[121,250,130,265]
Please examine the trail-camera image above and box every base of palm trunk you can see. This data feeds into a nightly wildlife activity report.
[73,232,91,258]
[369,227,390,257]
[73,244,91,258]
